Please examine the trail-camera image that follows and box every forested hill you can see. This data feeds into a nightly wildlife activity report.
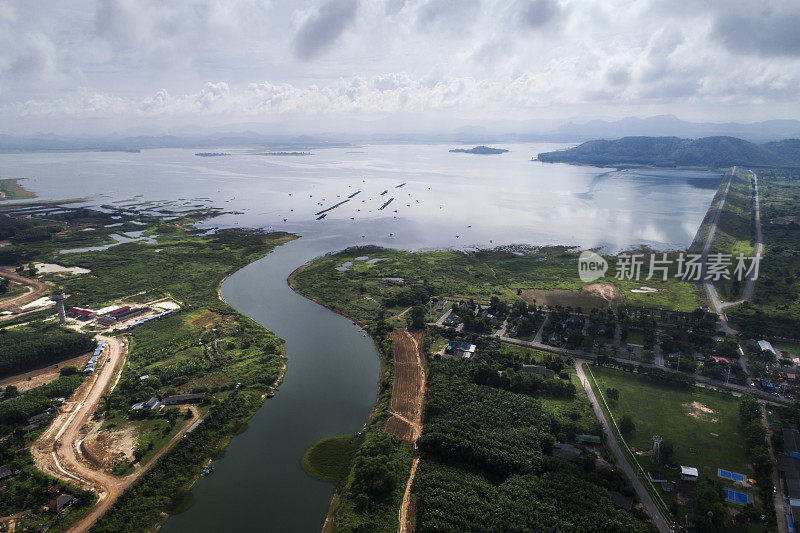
[537,136,800,168]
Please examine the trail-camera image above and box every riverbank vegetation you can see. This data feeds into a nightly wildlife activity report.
[290,246,700,327]
[0,178,36,200]
[301,434,361,484]
[0,204,294,530]
[320,317,413,532]
[92,389,264,532]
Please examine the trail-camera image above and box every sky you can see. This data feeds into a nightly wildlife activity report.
[1,0,800,135]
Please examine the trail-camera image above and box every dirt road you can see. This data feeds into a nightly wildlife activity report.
[386,329,427,533]
[0,267,49,315]
[30,334,201,532]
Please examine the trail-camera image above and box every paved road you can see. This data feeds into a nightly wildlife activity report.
[496,332,788,406]
[721,168,763,309]
[575,361,671,533]
[701,167,736,335]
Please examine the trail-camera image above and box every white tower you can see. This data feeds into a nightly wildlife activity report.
[51,292,67,324]
[651,435,662,464]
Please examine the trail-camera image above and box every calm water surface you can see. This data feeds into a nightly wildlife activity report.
[0,144,721,531]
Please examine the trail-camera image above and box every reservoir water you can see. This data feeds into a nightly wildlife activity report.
[0,144,722,530]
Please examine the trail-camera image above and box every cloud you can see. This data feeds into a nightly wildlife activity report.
[518,0,561,29]
[1,0,799,129]
[711,2,800,57]
[292,0,359,60]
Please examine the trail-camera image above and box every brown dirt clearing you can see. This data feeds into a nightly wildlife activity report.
[683,401,719,423]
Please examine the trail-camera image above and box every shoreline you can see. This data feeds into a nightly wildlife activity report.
[287,262,392,531]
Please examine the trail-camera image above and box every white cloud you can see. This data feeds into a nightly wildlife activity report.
[0,0,799,131]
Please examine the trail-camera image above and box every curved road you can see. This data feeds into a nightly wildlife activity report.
[0,267,50,318]
[31,335,201,532]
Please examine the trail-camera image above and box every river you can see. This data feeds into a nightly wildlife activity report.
[163,235,381,532]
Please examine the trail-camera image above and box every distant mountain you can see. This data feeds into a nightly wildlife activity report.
[449,145,509,155]
[546,115,800,143]
[537,136,800,168]
[0,133,351,152]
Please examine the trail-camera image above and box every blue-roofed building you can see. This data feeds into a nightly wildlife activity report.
[444,340,476,360]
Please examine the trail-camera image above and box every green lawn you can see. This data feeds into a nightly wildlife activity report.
[301,434,360,484]
[589,365,749,476]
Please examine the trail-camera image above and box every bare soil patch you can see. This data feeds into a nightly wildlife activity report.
[582,283,622,303]
[385,415,414,441]
[81,426,137,473]
[188,310,222,329]
[683,401,719,423]
[0,352,91,392]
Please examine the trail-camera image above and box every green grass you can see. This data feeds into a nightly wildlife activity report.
[590,365,749,476]
[726,170,800,338]
[773,340,800,359]
[0,178,36,200]
[625,329,647,345]
[301,434,360,484]
[711,168,756,301]
[291,247,701,328]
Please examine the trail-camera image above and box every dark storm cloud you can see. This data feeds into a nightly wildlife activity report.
[518,0,560,29]
[292,0,359,60]
[711,4,800,57]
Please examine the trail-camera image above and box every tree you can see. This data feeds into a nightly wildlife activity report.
[738,394,761,425]
[743,420,767,447]
[660,440,674,463]
[408,306,426,330]
[619,415,636,436]
[606,388,619,402]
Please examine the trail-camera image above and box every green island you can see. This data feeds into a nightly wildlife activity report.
[537,136,800,168]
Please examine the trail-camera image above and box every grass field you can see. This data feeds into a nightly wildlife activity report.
[773,340,800,359]
[301,434,360,484]
[0,178,36,200]
[589,365,749,476]
[291,246,701,328]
